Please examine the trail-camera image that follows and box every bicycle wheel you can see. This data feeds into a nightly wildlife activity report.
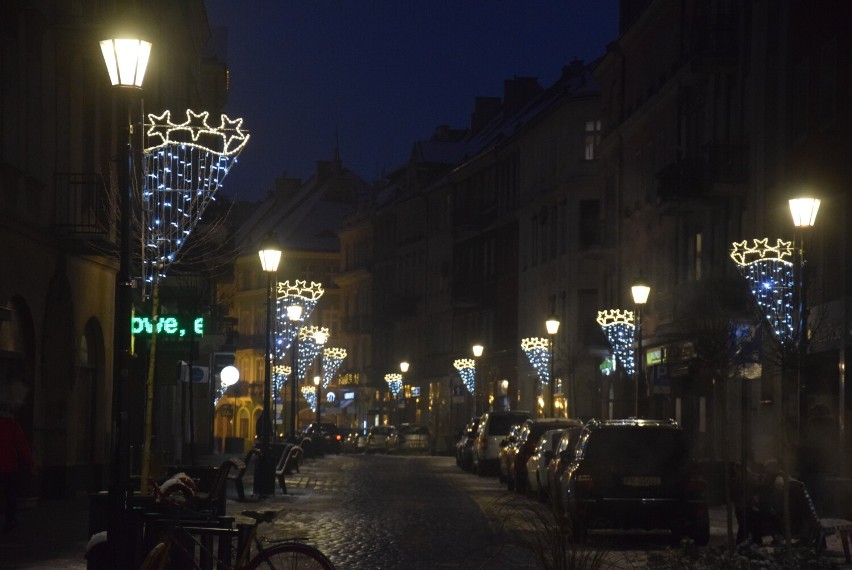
[246,542,335,570]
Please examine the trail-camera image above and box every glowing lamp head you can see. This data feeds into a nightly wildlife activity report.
[545,315,560,336]
[400,361,410,373]
[258,242,282,273]
[314,330,328,346]
[287,304,303,322]
[100,38,151,87]
[472,344,484,358]
[631,284,651,305]
[789,197,820,228]
[313,375,321,386]
[220,365,240,387]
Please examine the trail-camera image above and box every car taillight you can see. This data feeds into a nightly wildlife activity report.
[335,434,342,442]
[576,474,593,492]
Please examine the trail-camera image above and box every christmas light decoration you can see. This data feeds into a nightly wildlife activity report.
[385,373,403,397]
[595,309,636,375]
[272,281,324,395]
[297,326,329,381]
[730,239,796,344]
[521,337,550,385]
[300,385,317,413]
[322,347,347,389]
[142,110,249,292]
[453,358,476,394]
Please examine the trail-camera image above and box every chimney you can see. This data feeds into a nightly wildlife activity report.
[502,77,542,116]
[470,96,501,133]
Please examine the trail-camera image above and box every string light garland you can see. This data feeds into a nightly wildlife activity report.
[385,373,403,398]
[453,358,476,394]
[322,347,347,389]
[142,110,249,293]
[595,309,636,375]
[272,281,324,395]
[730,239,796,344]
[300,385,317,413]
[521,337,550,386]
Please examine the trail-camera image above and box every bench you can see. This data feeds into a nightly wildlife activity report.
[227,448,260,502]
[797,479,852,561]
[275,443,304,495]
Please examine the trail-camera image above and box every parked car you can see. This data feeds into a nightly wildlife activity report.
[506,418,583,493]
[365,425,395,453]
[498,423,524,483]
[356,428,370,453]
[545,424,585,509]
[343,428,365,453]
[472,410,531,476]
[303,422,343,454]
[387,424,431,454]
[525,428,566,502]
[456,417,480,471]
[559,418,709,544]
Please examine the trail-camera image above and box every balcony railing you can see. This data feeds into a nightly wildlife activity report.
[54,172,115,249]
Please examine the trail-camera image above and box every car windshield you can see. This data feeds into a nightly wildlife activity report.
[370,427,393,435]
[583,428,688,469]
[487,413,530,435]
[401,426,429,435]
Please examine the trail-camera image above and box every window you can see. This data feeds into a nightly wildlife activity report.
[584,120,601,160]
[694,232,703,281]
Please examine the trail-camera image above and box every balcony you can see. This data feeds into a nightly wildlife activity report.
[53,172,116,252]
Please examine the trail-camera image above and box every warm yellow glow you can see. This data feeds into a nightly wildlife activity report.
[472,344,484,358]
[220,365,239,386]
[272,365,291,376]
[596,309,635,327]
[287,304,303,322]
[521,337,549,351]
[545,316,560,335]
[277,280,325,301]
[631,284,651,305]
[730,238,794,267]
[258,248,282,272]
[314,330,328,346]
[145,110,250,156]
[313,375,321,386]
[400,361,410,373]
[324,347,347,360]
[453,358,475,371]
[789,197,820,228]
[100,38,151,87]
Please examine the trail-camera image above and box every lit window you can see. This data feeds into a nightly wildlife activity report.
[584,120,601,160]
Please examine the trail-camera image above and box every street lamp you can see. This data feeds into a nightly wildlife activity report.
[220,365,240,437]
[255,240,281,496]
[472,344,484,415]
[399,361,410,422]
[545,315,560,417]
[101,33,151,567]
[287,304,304,441]
[313,375,322,427]
[631,282,651,417]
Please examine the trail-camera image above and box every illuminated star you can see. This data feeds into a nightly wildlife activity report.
[182,110,211,141]
[218,114,247,150]
[146,111,173,146]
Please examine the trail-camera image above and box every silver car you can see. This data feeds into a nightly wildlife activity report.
[388,424,431,454]
[365,425,395,453]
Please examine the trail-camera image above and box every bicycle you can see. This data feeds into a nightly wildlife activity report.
[140,508,335,570]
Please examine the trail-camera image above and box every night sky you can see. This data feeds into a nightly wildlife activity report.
[204,1,621,202]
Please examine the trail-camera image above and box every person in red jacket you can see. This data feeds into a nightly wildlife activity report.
[0,410,34,533]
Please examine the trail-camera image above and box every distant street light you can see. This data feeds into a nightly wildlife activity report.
[101,32,151,568]
[255,240,282,496]
[631,282,651,417]
[545,316,560,417]
[313,375,322,427]
[472,344,484,415]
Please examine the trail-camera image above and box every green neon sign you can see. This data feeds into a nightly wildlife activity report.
[131,316,204,337]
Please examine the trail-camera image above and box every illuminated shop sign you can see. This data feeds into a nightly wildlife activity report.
[131,316,204,337]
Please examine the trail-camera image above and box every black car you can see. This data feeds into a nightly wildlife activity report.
[561,418,709,544]
[303,422,343,454]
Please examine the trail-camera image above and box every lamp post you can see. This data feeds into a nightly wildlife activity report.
[220,365,240,440]
[254,241,281,496]
[100,34,151,567]
[631,282,651,417]
[287,304,303,441]
[399,361,409,422]
[545,316,560,417]
[789,197,820,436]
[472,344,484,416]
[313,375,322,426]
